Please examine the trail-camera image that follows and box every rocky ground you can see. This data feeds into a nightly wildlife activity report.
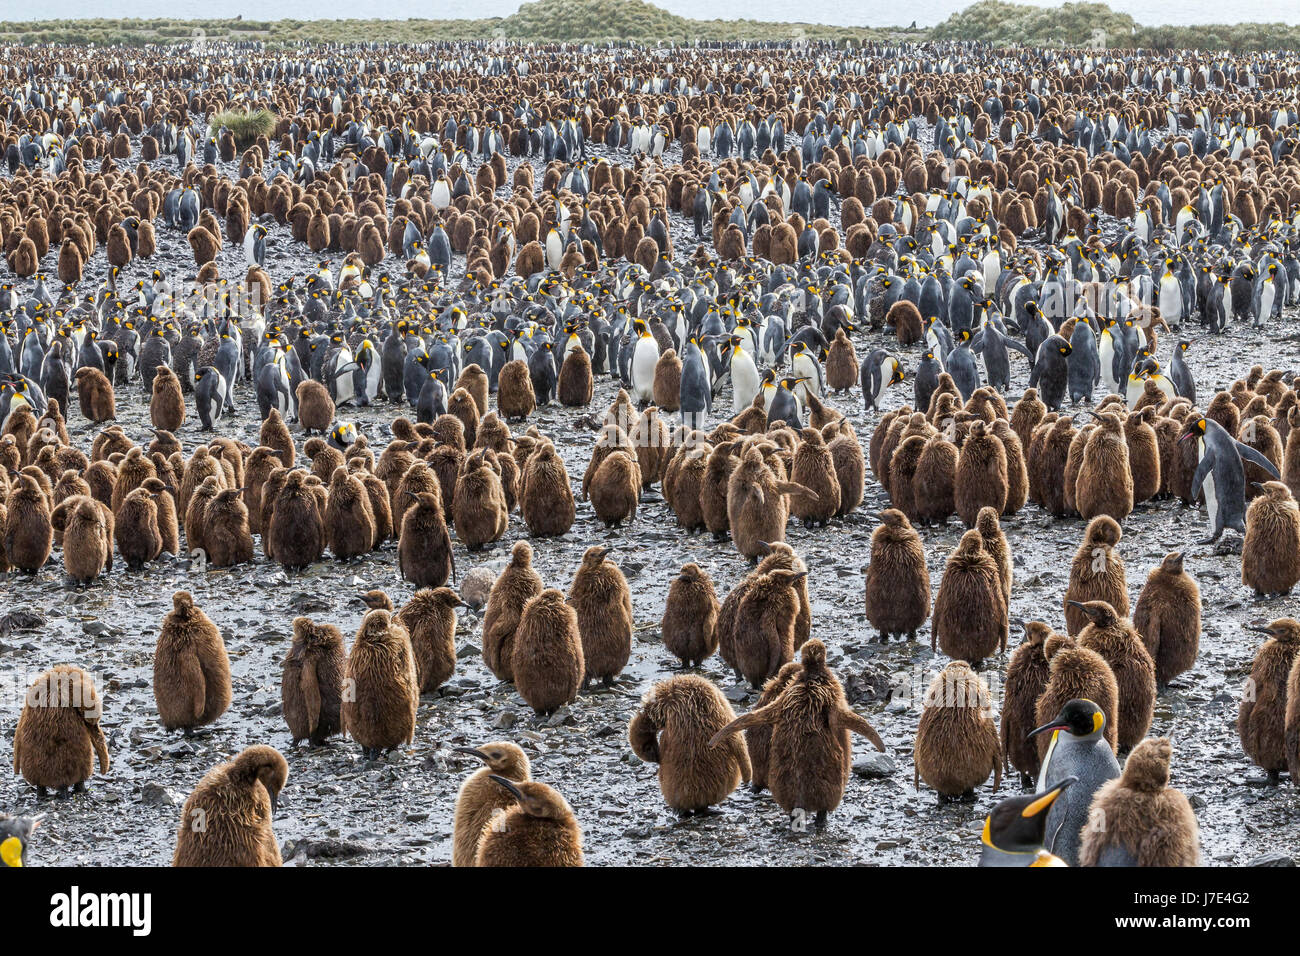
[3,128,1300,868]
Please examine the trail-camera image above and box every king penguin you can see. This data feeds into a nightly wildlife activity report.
[978,777,1076,867]
[1028,699,1120,867]
[1183,416,1281,543]
[630,318,659,405]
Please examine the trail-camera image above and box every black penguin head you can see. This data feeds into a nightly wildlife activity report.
[1179,417,1208,443]
[981,777,1075,854]
[1029,699,1105,739]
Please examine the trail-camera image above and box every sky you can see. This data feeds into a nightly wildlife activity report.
[4,0,1297,28]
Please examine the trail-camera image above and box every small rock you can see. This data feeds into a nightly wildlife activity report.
[140,783,180,806]
[853,752,896,779]
[1247,851,1296,867]
[493,710,517,730]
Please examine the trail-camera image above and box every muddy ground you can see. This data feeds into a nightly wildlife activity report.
[3,129,1299,868]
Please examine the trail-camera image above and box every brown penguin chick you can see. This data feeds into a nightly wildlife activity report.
[1076,411,1134,521]
[13,666,110,798]
[74,367,116,423]
[1001,621,1053,785]
[304,437,344,483]
[111,446,155,513]
[629,674,752,813]
[396,586,461,694]
[453,449,508,550]
[150,366,186,432]
[512,588,584,716]
[474,777,584,867]
[56,494,113,584]
[267,470,324,570]
[281,616,345,746]
[1072,600,1156,751]
[991,419,1029,514]
[742,661,801,793]
[1033,415,1076,516]
[912,432,958,524]
[823,420,864,514]
[1078,737,1200,866]
[1063,420,1093,513]
[1064,516,1129,636]
[559,343,594,407]
[954,419,1008,527]
[177,445,223,519]
[350,461,393,546]
[392,459,441,532]
[727,444,815,561]
[260,408,296,468]
[455,364,490,417]
[824,327,859,393]
[732,567,808,688]
[790,427,840,526]
[447,388,480,447]
[497,359,536,421]
[154,591,232,733]
[173,746,288,867]
[589,448,641,527]
[700,440,737,538]
[115,485,163,569]
[1288,653,1300,784]
[661,562,719,667]
[295,380,334,436]
[1124,408,1161,503]
[1242,480,1300,598]
[141,477,179,555]
[975,506,1011,608]
[399,489,454,588]
[451,742,532,866]
[186,225,220,267]
[1284,406,1300,499]
[1238,618,1300,780]
[709,639,884,828]
[932,529,1008,667]
[1011,388,1047,454]
[889,299,924,344]
[183,474,223,558]
[324,466,375,560]
[240,446,276,536]
[482,541,544,682]
[1132,552,1201,687]
[342,609,418,759]
[651,347,680,411]
[521,440,575,536]
[913,661,1001,801]
[568,546,633,687]
[1037,633,1120,758]
[863,508,930,642]
[204,487,254,568]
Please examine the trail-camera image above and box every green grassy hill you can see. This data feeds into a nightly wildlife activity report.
[0,0,1294,50]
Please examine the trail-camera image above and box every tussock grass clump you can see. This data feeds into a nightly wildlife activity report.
[209,109,276,150]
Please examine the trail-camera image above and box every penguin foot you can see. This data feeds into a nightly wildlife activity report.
[36,786,49,801]
[814,810,828,830]
[74,781,85,794]
[57,786,70,800]
[959,789,977,804]
[1019,773,1034,789]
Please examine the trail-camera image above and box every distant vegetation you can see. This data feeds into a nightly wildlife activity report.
[209,109,277,150]
[0,0,1295,51]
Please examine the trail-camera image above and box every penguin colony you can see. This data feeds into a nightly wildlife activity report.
[3,35,1300,868]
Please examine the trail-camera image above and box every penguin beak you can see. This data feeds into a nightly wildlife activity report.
[1027,718,1070,739]
[488,774,525,803]
[756,540,772,554]
[1251,481,1266,492]
[593,547,612,563]
[1022,776,1077,817]
[452,746,488,763]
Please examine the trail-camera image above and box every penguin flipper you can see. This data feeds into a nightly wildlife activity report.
[87,720,110,774]
[835,707,885,752]
[1006,338,1033,359]
[1234,441,1281,479]
[707,703,777,748]
[1190,449,1217,498]
[181,652,207,723]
